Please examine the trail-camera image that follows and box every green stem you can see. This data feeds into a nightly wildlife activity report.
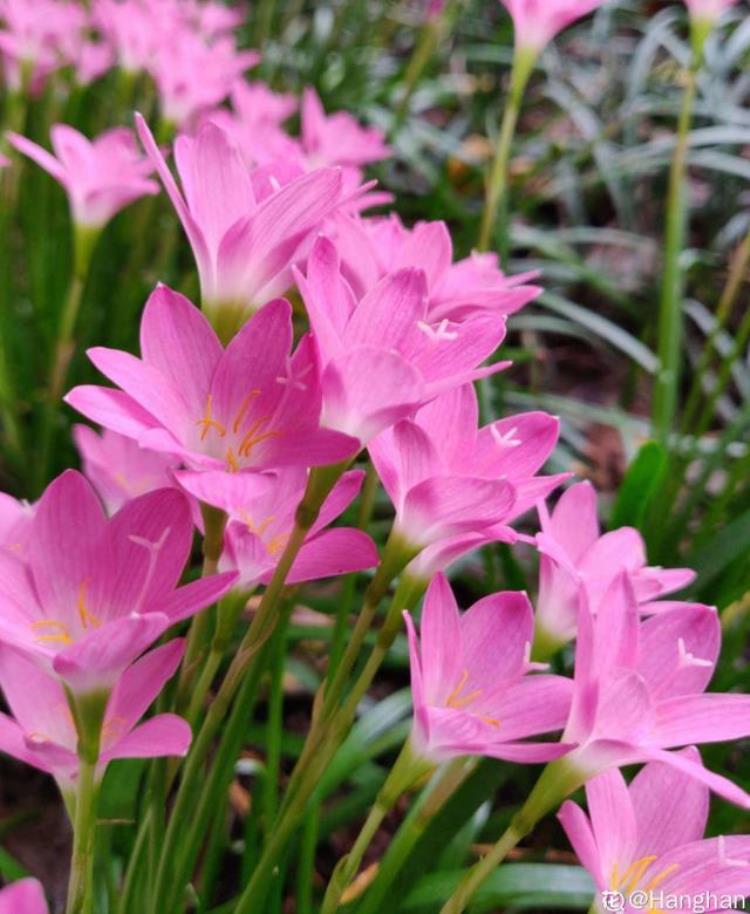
[477,46,536,258]
[438,758,585,914]
[320,741,432,914]
[149,463,347,914]
[356,758,476,914]
[394,18,442,129]
[176,504,227,711]
[66,758,100,914]
[651,65,698,441]
[232,573,426,913]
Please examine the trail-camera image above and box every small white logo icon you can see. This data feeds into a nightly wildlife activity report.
[601,891,626,912]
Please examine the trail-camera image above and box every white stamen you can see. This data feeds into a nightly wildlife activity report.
[491,424,521,448]
[677,637,713,669]
[417,319,458,342]
[718,835,748,869]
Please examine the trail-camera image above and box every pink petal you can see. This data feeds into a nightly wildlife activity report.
[546,481,600,562]
[140,285,222,418]
[295,235,356,361]
[489,674,574,741]
[653,693,750,747]
[279,528,379,584]
[460,591,533,690]
[419,573,463,706]
[6,131,67,185]
[0,878,50,914]
[343,268,427,350]
[403,611,430,749]
[629,747,709,859]
[557,801,606,889]
[0,645,72,747]
[64,386,162,440]
[102,713,191,761]
[153,572,237,624]
[638,746,750,810]
[586,768,637,883]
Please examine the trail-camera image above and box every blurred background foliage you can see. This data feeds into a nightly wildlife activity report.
[1,0,749,910]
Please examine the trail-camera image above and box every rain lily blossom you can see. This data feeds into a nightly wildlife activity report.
[66,286,358,473]
[369,384,566,572]
[0,470,235,695]
[135,115,347,339]
[0,878,49,914]
[296,237,510,446]
[177,468,379,591]
[6,125,158,230]
[299,88,390,170]
[534,481,695,655]
[559,751,750,913]
[0,639,191,788]
[404,574,573,762]
[73,425,180,515]
[329,212,541,321]
[554,573,750,810]
[499,0,607,54]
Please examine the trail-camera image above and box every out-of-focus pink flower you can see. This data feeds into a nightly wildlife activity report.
[66,286,359,472]
[299,88,390,170]
[0,639,190,787]
[135,116,347,331]
[93,0,160,73]
[498,0,607,52]
[177,468,379,590]
[328,212,541,321]
[404,573,572,762]
[150,32,259,128]
[0,152,9,168]
[6,125,157,229]
[559,751,750,913]
[73,425,180,515]
[0,878,49,914]
[296,238,510,446]
[683,0,739,23]
[560,573,750,809]
[535,482,695,650]
[370,384,566,570]
[0,470,235,694]
[74,40,114,86]
[207,81,299,169]
[0,0,86,91]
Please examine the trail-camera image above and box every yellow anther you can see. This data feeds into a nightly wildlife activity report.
[445,669,483,710]
[31,619,73,645]
[77,581,101,630]
[237,416,281,457]
[196,395,227,441]
[226,447,240,472]
[642,863,680,893]
[266,533,287,556]
[232,389,261,434]
[478,716,501,728]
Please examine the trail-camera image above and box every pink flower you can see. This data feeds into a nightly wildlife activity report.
[299,88,390,170]
[73,40,114,86]
[93,0,159,73]
[0,878,48,914]
[559,751,750,913]
[73,425,180,514]
[328,212,541,321]
[0,0,86,91]
[66,286,359,473]
[369,384,566,569]
[404,574,573,762]
[177,468,379,591]
[6,125,157,229]
[149,32,259,128]
[535,482,695,650]
[498,0,607,52]
[0,639,190,787]
[135,116,347,332]
[0,470,235,694]
[683,0,739,22]
[560,573,750,808]
[296,237,510,445]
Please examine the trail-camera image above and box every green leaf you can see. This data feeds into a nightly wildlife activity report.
[610,441,669,532]
[689,508,750,591]
[403,863,595,913]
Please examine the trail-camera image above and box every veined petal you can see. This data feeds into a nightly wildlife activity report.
[419,573,463,706]
[278,528,379,584]
[102,714,191,761]
[653,693,750,747]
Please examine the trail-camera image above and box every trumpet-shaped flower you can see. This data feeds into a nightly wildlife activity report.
[370,384,566,565]
[559,751,750,913]
[328,212,541,321]
[0,639,191,787]
[0,470,235,694]
[67,286,358,473]
[404,574,573,762]
[177,468,379,590]
[73,425,180,515]
[560,573,750,808]
[135,115,347,334]
[6,125,157,229]
[0,878,48,914]
[296,237,510,445]
[535,482,695,651]
[499,0,607,53]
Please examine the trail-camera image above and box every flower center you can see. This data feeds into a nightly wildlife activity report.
[196,393,281,471]
[31,582,101,646]
[610,855,680,908]
[444,669,500,728]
